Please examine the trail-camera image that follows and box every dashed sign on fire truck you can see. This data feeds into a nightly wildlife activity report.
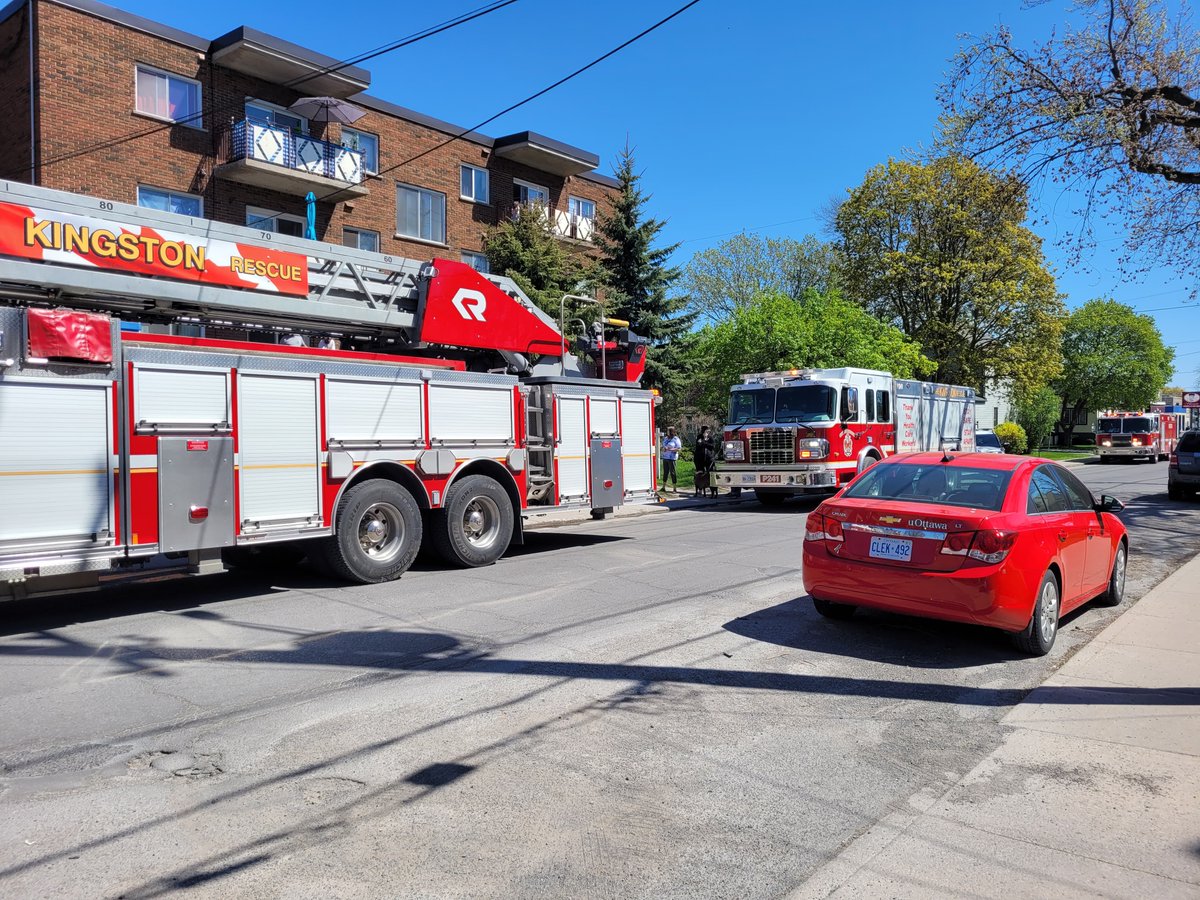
[0,180,657,600]
[1094,409,1184,462]
[715,368,976,505]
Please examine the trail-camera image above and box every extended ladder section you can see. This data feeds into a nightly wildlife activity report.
[0,180,561,355]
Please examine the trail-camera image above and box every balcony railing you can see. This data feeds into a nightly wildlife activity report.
[506,202,594,241]
[228,119,364,185]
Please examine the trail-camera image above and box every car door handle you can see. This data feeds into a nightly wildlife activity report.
[1057,530,1068,543]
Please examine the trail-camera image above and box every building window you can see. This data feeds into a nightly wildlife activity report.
[342,128,378,175]
[343,227,380,253]
[135,66,202,127]
[245,100,306,133]
[137,185,202,217]
[568,196,595,224]
[462,251,489,274]
[397,184,446,244]
[460,164,489,203]
[246,206,305,237]
[514,179,548,207]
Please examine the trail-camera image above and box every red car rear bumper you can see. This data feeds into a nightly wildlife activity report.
[801,543,1039,632]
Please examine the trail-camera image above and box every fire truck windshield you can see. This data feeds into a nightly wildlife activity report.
[775,385,836,423]
[1098,417,1153,434]
[728,389,774,425]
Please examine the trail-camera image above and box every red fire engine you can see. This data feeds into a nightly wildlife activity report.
[1095,409,1184,462]
[0,181,659,599]
[716,368,976,505]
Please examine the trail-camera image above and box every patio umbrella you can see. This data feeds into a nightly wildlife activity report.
[288,97,366,125]
[305,192,317,241]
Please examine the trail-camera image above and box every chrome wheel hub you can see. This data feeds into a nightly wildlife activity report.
[1039,580,1058,644]
[358,503,404,561]
[461,496,501,548]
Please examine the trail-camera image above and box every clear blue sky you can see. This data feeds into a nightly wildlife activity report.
[119,0,1199,386]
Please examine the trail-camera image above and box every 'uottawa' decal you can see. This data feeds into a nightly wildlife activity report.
[451,288,488,321]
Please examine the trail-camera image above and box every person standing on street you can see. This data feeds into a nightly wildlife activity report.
[661,427,682,493]
[693,426,717,498]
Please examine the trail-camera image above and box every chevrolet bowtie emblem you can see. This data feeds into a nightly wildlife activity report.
[878,515,902,524]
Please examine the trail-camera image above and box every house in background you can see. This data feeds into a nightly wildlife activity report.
[0,0,616,273]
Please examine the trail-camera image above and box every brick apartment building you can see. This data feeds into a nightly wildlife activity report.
[0,0,618,276]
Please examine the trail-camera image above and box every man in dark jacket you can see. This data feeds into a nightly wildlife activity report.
[694,426,718,498]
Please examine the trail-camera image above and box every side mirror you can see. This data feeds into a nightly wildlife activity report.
[1097,495,1125,513]
[840,387,859,422]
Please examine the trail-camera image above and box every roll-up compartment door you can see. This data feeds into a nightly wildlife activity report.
[590,398,618,436]
[326,377,424,445]
[620,399,654,493]
[428,385,513,444]
[556,396,588,500]
[238,373,321,529]
[0,380,113,549]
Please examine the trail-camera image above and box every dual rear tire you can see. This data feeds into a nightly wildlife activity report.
[312,474,514,583]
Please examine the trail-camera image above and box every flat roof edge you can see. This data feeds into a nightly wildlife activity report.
[44,0,208,50]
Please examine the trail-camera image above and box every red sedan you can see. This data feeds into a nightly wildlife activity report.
[802,453,1128,655]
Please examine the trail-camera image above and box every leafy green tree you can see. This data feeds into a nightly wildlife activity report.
[1056,299,1176,441]
[941,0,1200,283]
[593,145,690,389]
[1014,386,1061,452]
[834,156,1066,397]
[681,232,842,322]
[692,290,932,415]
[483,203,584,315]
[994,421,1028,455]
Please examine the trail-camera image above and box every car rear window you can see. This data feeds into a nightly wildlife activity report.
[843,462,1012,511]
[976,433,1002,449]
[1180,432,1200,452]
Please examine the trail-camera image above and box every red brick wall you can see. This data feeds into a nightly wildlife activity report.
[24,0,618,269]
[0,2,33,182]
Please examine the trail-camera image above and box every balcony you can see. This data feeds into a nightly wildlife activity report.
[506,203,595,242]
[552,209,595,242]
[214,120,369,199]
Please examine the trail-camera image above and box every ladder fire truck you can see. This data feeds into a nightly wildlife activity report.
[1094,409,1184,462]
[0,180,659,599]
[715,368,976,505]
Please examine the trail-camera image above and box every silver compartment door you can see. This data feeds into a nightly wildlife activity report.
[0,379,114,553]
[556,396,588,501]
[238,373,322,530]
[589,437,624,507]
[620,399,654,493]
[158,437,235,552]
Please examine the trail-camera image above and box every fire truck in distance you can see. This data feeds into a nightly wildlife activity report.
[0,181,659,600]
[716,369,976,505]
[1094,409,1184,462]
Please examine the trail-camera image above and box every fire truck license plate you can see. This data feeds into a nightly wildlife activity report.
[869,537,912,562]
[760,474,782,483]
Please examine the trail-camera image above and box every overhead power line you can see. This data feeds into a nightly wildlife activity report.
[2,0,520,180]
[309,0,705,209]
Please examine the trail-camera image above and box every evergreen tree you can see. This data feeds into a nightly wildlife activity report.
[593,145,691,390]
[483,204,584,316]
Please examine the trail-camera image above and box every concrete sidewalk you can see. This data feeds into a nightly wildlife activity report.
[792,555,1200,899]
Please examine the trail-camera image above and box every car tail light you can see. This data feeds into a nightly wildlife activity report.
[940,531,974,556]
[824,517,844,543]
[804,513,825,542]
[1169,452,1178,468]
[968,530,1017,564]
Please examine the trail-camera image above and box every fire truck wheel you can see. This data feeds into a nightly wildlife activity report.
[432,475,514,568]
[755,490,789,506]
[319,479,423,583]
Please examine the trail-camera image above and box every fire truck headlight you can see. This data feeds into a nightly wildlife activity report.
[1132,439,1142,447]
[798,438,830,458]
[1102,440,1112,447]
[722,440,745,461]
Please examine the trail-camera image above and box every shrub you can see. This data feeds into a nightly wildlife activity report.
[1014,386,1060,452]
[994,421,1029,454]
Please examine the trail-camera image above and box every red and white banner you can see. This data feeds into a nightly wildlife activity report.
[0,201,309,296]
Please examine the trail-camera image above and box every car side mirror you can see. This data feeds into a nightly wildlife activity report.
[1096,495,1124,513]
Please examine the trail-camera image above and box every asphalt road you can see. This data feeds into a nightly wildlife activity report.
[0,457,1194,899]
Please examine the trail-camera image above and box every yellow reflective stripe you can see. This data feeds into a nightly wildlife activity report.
[237,463,319,471]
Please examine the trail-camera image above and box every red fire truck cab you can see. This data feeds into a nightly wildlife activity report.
[715,368,976,505]
[1095,410,1184,462]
